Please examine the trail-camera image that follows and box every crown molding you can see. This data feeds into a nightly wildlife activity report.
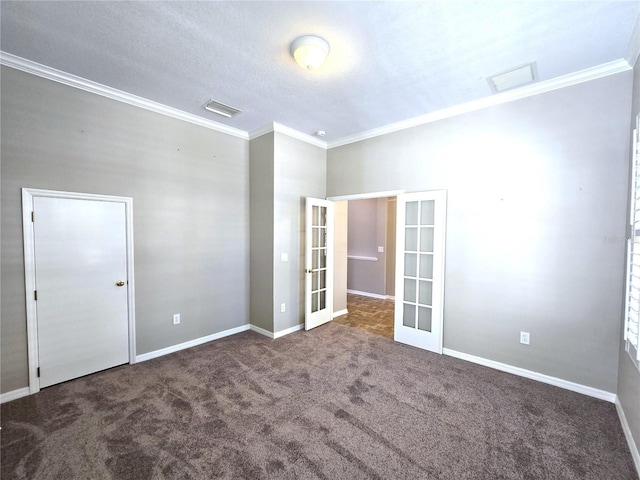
[249,122,327,149]
[328,59,632,149]
[2,51,632,150]
[0,51,249,140]
[628,11,640,67]
[248,123,276,140]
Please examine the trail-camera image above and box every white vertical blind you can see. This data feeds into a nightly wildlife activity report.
[625,124,640,363]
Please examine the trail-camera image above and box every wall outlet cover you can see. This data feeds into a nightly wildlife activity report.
[520,331,530,345]
[173,313,181,325]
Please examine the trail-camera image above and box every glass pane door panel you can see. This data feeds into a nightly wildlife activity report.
[405,228,418,251]
[312,250,319,269]
[421,200,435,225]
[418,281,432,306]
[418,307,432,332]
[320,249,326,268]
[319,291,326,310]
[319,206,326,226]
[312,206,319,226]
[319,270,326,288]
[405,253,417,277]
[404,278,416,302]
[420,227,434,252]
[419,254,433,279]
[403,303,416,327]
[312,272,319,291]
[406,201,419,225]
[312,292,319,313]
[312,228,319,248]
[319,228,326,248]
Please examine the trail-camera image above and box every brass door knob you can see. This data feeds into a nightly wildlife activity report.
[116,281,125,287]
[305,269,313,274]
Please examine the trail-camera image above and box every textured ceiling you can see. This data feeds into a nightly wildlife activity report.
[1,1,639,142]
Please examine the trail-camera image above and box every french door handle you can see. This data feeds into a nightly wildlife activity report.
[115,280,125,287]
[305,269,313,274]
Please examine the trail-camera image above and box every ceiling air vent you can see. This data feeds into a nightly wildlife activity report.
[487,62,538,94]
[203,99,242,118]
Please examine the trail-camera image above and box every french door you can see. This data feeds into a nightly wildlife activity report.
[305,198,334,330]
[394,191,447,352]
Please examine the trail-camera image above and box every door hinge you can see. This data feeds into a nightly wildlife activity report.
[31,211,35,222]
[34,290,38,301]
[37,367,40,378]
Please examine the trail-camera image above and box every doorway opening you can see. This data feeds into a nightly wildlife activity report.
[333,196,396,339]
[329,190,447,354]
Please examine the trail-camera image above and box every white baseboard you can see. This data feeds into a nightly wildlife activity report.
[274,324,303,339]
[347,289,387,300]
[616,396,640,477]
[136,324,250,362]
[250,324,274,338]
[0,386,30,404]
[250,323,304,339]
[332,309,349,319]
[386,295,395,301]
[442,348,616,403]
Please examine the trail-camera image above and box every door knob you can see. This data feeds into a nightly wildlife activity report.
[305,269,313,274]
[116,281,125,287]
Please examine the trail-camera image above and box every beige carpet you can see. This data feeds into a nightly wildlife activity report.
[1,322,637,479]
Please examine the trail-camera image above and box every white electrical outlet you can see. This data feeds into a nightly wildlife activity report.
[520,331,530,345]
[173,313,181,325]
[378,246,384,253]
[280,303,286,313]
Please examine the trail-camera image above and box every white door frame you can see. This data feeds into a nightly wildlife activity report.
[22,188,136,394]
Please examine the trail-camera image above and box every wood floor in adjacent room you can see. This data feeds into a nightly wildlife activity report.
[333,293,394,339]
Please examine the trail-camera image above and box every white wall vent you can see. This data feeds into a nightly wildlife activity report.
[203,99,242,117]
[487,62,538,93]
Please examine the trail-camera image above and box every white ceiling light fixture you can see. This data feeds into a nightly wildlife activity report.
[290,35,330,70]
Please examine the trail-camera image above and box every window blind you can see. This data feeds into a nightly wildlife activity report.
[625,125,640,363]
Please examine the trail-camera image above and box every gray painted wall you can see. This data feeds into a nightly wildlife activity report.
[249,133,275,332]
[618,55,640,458]
[347,199,387,296]
[1,66,250,394]
[273,132,326,333]
[333,201,348,314]
[328,72,632,392]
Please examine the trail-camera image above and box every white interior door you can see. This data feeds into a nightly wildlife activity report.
[394,191,447,352]
[305,198,334,330]
[32,196,130,388]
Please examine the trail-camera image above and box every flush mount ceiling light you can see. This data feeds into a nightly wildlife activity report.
[487,62,538,93]
[203,99,242,118]
[290,35,330,70]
